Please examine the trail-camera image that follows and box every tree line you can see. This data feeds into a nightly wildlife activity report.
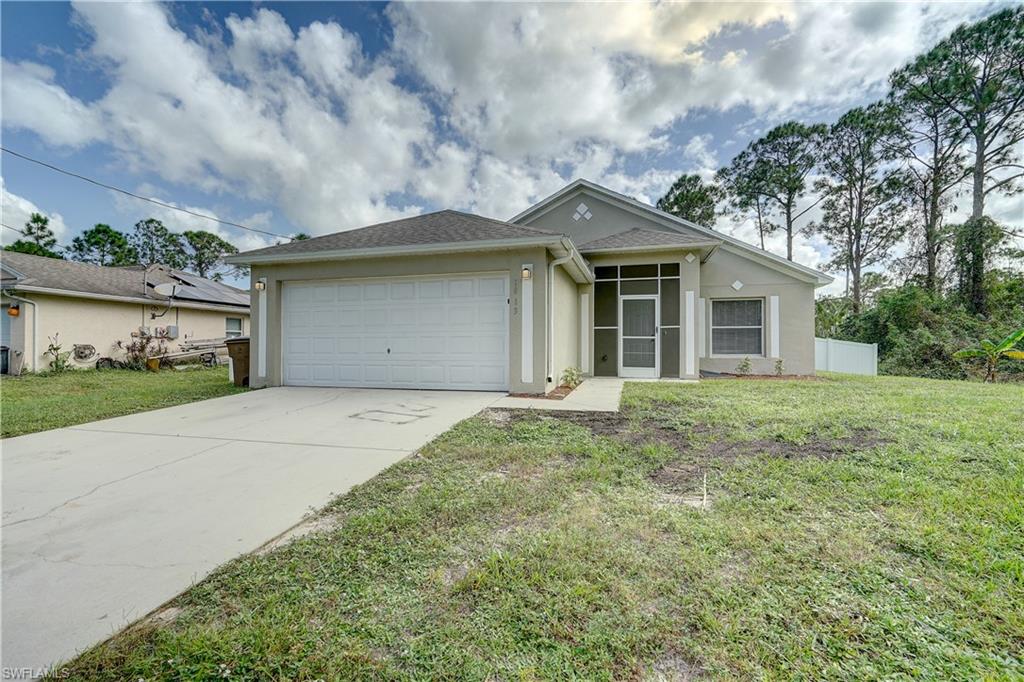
[4,213,246,281]
[656,7,1023,319]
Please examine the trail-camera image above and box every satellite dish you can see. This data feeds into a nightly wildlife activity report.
[153,283,179,297]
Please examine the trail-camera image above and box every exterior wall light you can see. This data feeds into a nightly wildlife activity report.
[254,279,267,291]
[521,266,532,280]
[7,304,20,317]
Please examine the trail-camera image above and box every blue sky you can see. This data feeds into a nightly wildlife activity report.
[1,1,1017,292]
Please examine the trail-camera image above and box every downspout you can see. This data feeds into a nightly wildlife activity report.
[547,254,572,385]
[3,291,38,372]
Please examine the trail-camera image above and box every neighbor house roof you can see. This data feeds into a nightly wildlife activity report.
[578,227,720,253]
[0,251,249,310]
[511,179,834,286]
[227,209,594,283]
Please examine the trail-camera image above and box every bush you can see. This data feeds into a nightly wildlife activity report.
[44,334,73,373]
[560,366,583,388]
[116,331,168,371]
[831,277,1024,381]
[735,357,752,375]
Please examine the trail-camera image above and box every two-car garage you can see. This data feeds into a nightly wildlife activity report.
[281,274,510,391]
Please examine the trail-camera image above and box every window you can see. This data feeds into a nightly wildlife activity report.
[711,299,763,355]
[225,317,243,339]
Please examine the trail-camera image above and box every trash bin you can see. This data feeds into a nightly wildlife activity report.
[224,336,250,387]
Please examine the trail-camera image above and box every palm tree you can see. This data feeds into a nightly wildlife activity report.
[953,327,1024,382]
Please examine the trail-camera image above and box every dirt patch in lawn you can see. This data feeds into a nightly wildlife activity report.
[701,428,889,462]
[649,427,888,502]
[645,651,706,681]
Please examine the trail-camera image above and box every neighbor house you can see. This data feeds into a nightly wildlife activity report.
[227,179,832,393]
[0,251,250,374]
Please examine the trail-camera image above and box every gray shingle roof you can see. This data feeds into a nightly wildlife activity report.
[234,210,559,260]
[577,227,720,252]
[0,251,249,308]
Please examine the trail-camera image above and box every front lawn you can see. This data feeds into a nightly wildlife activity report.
[61,375,1022,679]
[1,367,245,438]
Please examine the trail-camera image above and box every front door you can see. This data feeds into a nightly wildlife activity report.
[619,295,659,378]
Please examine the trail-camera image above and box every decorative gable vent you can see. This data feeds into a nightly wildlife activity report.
[572,202,593,221]
[731,280,744,291]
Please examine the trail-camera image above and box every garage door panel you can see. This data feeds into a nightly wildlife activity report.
[390,282,416,300]
[339,284,362,301]
[337,308,362,327]
[312,285,337,303]
[338,364,362,381]
[447,279,474,298]
[364,309,388,326]
[312,337,334,355]
[478,277,506,297]
[391,365,418,383]
[337,337,360,354]
[479,306,505,326]
[418,280,445,299]
[389,307,418,326]
[283,274,508,390]
[417,306,446,326]
[478,365,506,384]
[364,283,388,301]
[448,306,476,326]
[311,310,337,328]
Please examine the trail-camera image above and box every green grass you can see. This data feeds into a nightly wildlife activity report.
[59,375,1023,679]
[1,367,245,438]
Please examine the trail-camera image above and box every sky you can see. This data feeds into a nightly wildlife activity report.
[2,1,1021,294]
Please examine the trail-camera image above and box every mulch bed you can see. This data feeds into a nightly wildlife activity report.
[507,384,576,400]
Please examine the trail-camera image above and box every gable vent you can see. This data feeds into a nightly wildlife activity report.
[572,202,593,221]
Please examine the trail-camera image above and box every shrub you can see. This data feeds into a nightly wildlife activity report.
[116,331,168,371]
[735,357,752,375]
[44,334,72,373]
[560,366,583,388]
[774,358,785,376]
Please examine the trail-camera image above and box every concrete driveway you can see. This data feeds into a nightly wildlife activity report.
[2,387,498,672]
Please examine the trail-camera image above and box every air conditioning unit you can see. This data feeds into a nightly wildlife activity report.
[138,326,150,336]
[164,325,179,339]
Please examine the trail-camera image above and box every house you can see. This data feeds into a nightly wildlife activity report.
[0,251,251,374]
[226,179,832,393]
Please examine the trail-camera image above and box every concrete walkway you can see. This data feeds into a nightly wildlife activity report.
[491,377,625,411]
[1,387,496,673]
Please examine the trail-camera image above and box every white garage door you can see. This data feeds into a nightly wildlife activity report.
[282,274,509,390]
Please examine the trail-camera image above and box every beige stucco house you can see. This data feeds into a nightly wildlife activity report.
[1,252,250,374]
[228,179,832,394]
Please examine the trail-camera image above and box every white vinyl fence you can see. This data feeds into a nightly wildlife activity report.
[815,337,878,376]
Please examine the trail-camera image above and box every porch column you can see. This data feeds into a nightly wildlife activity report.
[681,252,700,379]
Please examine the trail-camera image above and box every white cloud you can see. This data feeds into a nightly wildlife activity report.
[0,179,71,245]
[1,60,105,147]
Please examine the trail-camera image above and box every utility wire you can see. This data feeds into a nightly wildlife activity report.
[1,147,292,241]
[2,222,73,252]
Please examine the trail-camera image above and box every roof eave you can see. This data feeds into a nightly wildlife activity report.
[230,236,568,265]
[580,240,721,256]
[3,285,251,312]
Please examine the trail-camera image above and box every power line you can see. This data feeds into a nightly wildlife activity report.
[1,223,27,237]
[1,147,292,241]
